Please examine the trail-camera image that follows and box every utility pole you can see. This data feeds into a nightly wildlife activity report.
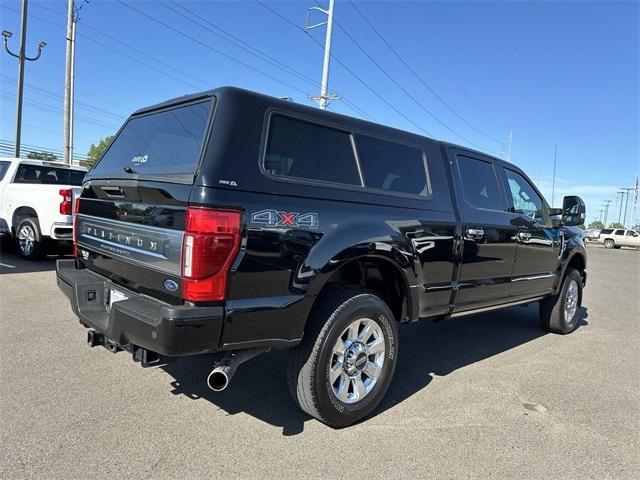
[306,0,338,109]
[602,199,612,228]
[619,186,635,227]
[617,190,626,224]
[64,0,77,165]
[551,143,558,206]
[2,0,46,158]
[506,130,512,163]
[598,209,604,223]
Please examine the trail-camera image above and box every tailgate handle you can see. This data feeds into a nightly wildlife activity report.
[101,186,124,197]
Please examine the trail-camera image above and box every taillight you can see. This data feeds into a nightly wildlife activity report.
[181,207,242,302]
[73,197,80,257]
[59,189,72,215]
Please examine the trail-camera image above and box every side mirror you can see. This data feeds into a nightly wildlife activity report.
[561,195,586,226]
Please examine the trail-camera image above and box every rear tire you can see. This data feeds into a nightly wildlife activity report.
[287,288,398,428]
[15,217,45,260]
[604,239,615,249]
[540,268,583,334]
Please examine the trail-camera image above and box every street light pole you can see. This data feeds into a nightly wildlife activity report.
[2,0,46,158]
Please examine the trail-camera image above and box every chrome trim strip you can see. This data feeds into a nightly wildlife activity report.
[511,273,555,283]
[450,296,545,318]
[76,214,184,276]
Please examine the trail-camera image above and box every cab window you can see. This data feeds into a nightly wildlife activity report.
[457,156,502,210]
[626,230,638,237]
[503,168,550,226]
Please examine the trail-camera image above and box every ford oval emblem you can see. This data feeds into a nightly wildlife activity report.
[163,279,178,292]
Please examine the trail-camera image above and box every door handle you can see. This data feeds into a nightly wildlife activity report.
[466,228,484,239]
[517,231,532,241]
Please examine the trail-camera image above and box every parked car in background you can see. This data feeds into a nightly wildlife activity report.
[0,158,87,259]
[584,229,601,241]
[599,228,640,249]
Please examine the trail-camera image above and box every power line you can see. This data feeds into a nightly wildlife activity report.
[256,1,433,135]
[1,3,207,91]
[331,2,488,149]
[116,0,311,97]
[0,92,120,130]
[32,0,374,122]
[396,3,503,136]
[349,0,503,146]
[164,1,323,91]
[160,1,370,121]
[33,2,210,90]
[2,74,126,121]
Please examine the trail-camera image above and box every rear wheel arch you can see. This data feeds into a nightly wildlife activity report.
[309,255,413,323]
[11,206,39,233]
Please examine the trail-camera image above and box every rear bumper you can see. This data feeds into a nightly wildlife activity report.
[56,259,224,356]
[50,221,73,240]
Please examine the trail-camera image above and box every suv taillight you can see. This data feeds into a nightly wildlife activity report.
[182,207,242,302]
[73,197,80,257]
[59,189,72,215]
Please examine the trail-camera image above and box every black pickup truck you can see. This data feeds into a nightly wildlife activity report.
[57,87,587,427]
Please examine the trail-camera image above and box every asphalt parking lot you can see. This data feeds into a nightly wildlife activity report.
[1,244,638,479]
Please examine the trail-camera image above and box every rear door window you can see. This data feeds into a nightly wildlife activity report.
[13,164,85,186]
[91,100,213,182]
[614,230,625,235]
[457,156,502,210]
[264,115,360,186]
[354,135,430,197]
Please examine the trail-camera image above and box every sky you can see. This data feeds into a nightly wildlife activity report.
[1,0,638,226]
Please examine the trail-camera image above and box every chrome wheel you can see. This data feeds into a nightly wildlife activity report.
[329,318,386,404]
[18,224,35,256]
[564,280,579,324]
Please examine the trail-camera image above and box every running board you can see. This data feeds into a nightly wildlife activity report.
[449,296,545,318]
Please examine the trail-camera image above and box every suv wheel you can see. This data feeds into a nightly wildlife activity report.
[539,268,583,334]
[604,239,615,249]
[287,288,398,428]
[15,217,45,260]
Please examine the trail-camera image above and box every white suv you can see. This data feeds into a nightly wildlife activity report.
[599,228,640,249]
[0,158,87,259]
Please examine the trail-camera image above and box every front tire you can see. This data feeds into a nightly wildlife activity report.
[287,288,398,428]
[540,268,583,334]
[15,217,45,260]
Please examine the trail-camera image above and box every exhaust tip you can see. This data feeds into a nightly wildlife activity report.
[207,370,229,392]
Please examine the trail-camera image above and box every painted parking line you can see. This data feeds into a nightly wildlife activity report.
[0,262,16,268]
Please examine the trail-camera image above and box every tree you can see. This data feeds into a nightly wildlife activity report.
[27,151,57,161]
[86,135,114,168]
[608,222,623,229]
[588,220,604,230]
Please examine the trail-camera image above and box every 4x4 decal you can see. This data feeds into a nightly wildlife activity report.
[251,209,319,229]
